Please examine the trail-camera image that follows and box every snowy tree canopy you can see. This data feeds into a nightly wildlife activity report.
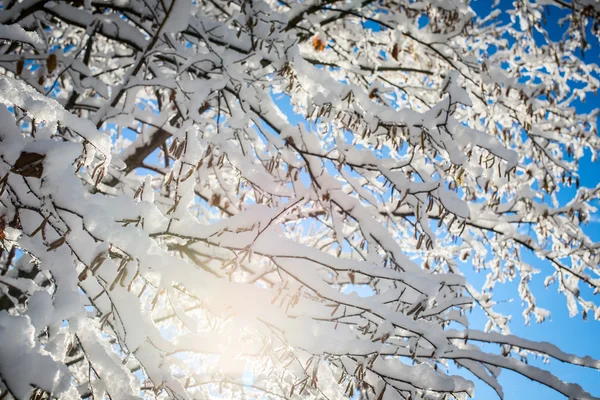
[0,0,599,398]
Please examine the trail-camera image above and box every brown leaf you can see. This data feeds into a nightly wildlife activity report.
[173,139,186,159]
[168,138,179,154]
[210,193,221,207]
[78,268,88,281]
[0,174,8,196]
[391,43,399,61]
[94,167,105,186]
[198,101,210,115]
[110,267,127,291]
[16,58,24,76]
[8,213,21,230]
[31,216,49,237]
[179,167,195,182]
[312,36,326,51]
[47,53,57,73]
[330,303,340,316]
[90,253,106,272]
[0,216,6,242]
[11,152,45,178]
[46,236,66,251]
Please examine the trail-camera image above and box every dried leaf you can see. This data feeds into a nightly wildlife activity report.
[78,268,88,281]
[0,174,9,196]
[312,36,326,51]
[179,167,195,182]
[16,58,24,75]
[11,152,45,178]
[90,253,106,272]
[198,101,210,115]
[47,53,57,73]
[46,236,66,252]
[31,216,49,237]
[391,43,399,60]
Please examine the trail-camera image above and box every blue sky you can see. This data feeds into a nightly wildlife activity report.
[466,1,600,398]
[393,1,600,397]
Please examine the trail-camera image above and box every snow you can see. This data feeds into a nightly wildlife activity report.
[0,312,70,399]
[162,0,192,34]
[0,24,43,48]
[74,321,140,400]
[0,77,112,162]
[0,0,599,399]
